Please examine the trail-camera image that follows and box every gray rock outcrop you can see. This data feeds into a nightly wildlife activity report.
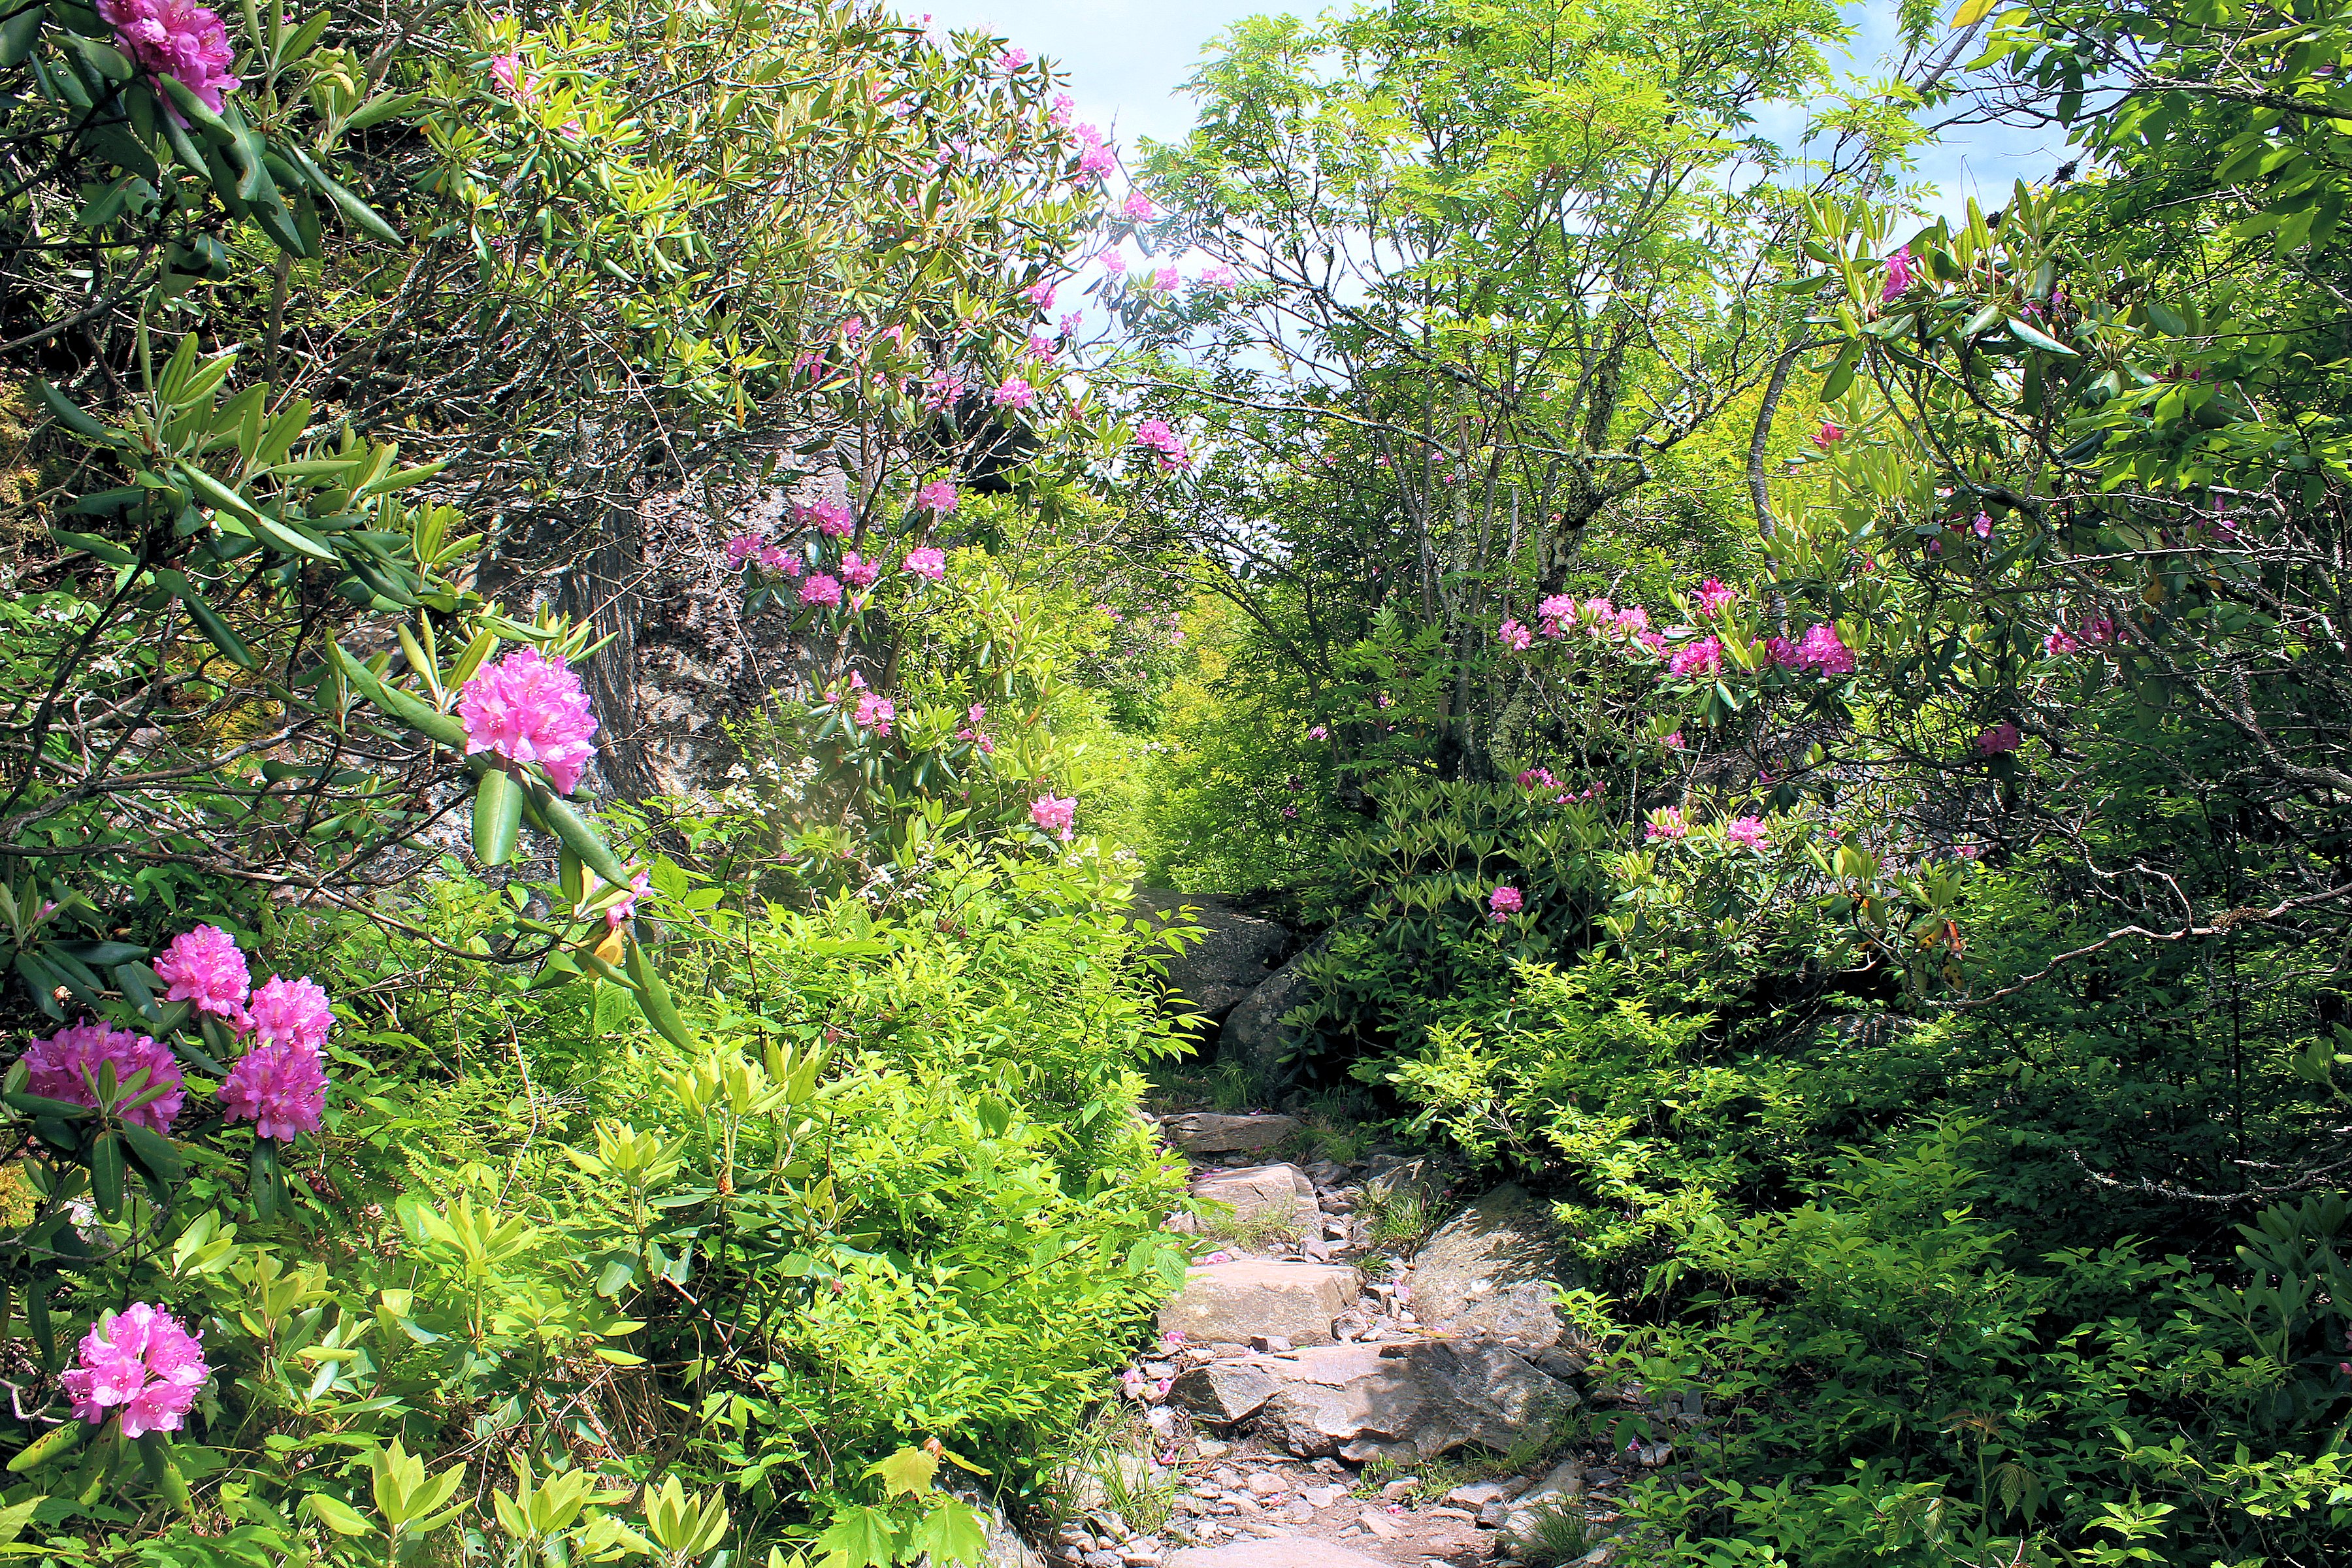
[1130,890,1291,1022]
[1246,1340,1581,1462]
[1191,1164,1319,1235]
[1219,949,1316,1076]
[1411,1183,1576,1349]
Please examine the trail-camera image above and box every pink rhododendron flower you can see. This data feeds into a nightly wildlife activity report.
[101,0,240,118]
[1976,723,2021,756]
[1488,885,1523,921]
[245,975,331,1053]
[1133,419,1192,470]
[2044,625,2082,655]
[487,50,534,101]
[1024,278,1056,311]
[154,924,249,1021]
[457,647,598,796]
[61,1303,208,1437]
[1308,725,1328,740]
[998,46,1027,70]
[840,552,880,589]
[1662,729,1684,749]
[1099,248,1126,274]
[1669,636,1724,676]
[1972,511,1995,539]
[902,547,947,582]
[1024,334,1058,364]
[796,498,855,538]
[1694,578,1735,615]
[1059,310,1085,339]
[1765,634,1799,667]
[853,693,896,736]
[1616,606,1652,637]
[1517,768,1558,790]
[2082,615,2119,645]
[1536,593,1577,630]
[1795,623,1855,674]
[1123,191,1158,221]
[917,481,959,514]
[1724,816,1769,851]
[1814,420,1843,450]
[218,1041,327,1141]
[1196,263,1238,289]
[1076,125,1115,176]
[724,532,762,568]
[605,868,651,929]
[799,574,843,608]
[1030,793,1077,841]
[1497,618,1533,652]
[1153,266,1179,291]
[22,1021,184,1130]
[994,377,1036,409]
[1050,93,1075,126]
[1880,245,1918,302]
[1377,694,1392,710]
[755,544,791,572]
[1646,808,1689,841]
[840,315,866,342]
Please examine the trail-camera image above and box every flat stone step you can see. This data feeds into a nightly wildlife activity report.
[1166,1541,1390,1568]
[1157,1260,1360,1347]
[1163,1112,1299,1154]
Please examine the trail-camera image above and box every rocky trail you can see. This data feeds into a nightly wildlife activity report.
[1025,896,1686,1568]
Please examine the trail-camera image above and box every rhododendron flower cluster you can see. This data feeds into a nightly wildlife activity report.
[1307,725,1328,740]
[724,532,763,568]
[1880,245,1918,302]
[902,547,947,582]
[1646,808,1689,841]
[1516,768,1558,790]
[1196,263,1239,289]
[1024,279,1056,311]
[993,377,1036,409]
[1133,419,1191,470]
[2045,615,2119,655]
[1122,191,1158,221]
[154,924,249,1022]
[1496,618,1533,652]
[1814,420,1844,449]
[1976,723,2022,756]
[1075,123,1115,176]
[1030,793,1077,840]
[917,481,959,515]
[100,0,239,118]
[1724,817,1769,851]
[246,975,332,1053]
[757,544,797,575]
[22,1021,185,1131]
[218,1042,328,1141]
[794,498,854,538]
[62,1303,208,1437]
[840,552,880,590]
[800,574,843,608]
[1487,885,1523,921]
[853,693,896,736]
[457,647,599,796]
[1768,623,1856,675]
[1693,578,1735,615]
[1668,636,1724,676]
[1099,247,1126,274]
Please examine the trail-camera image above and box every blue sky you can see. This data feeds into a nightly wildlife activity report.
[903,0,2067,219]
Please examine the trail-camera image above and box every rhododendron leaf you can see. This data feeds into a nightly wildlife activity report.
[7,1419,80,1473]
[89,1132,125,1220]
[472,770,523,867]
[302,1494,372,1536]
[120,1123,181,1185]
[623,936,693,1053]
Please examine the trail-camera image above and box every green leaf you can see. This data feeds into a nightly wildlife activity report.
[90,1131,125,1221]
[157,571,256,668]
[866,1447,938,1501]
[2006,317,2076,356]
[472,769,524,866]
[50,527,138,567]
[1820,342,1860,403]
[303,1494,374,1537]
[120,1123,182,1185]
[7,1422,80,1474]
[623,934,694,1053]
[1952,0,1998,28]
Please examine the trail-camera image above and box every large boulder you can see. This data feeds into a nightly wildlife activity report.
[1411,1183,1576,1349]
[1131,890,1291,1022]
[1162,1112,1298,1154]
[1157,1260,1361,1347]
[1248,1340,1580,1462]
[1191,1164,1319,1235]
[1220,951,1317,1076]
